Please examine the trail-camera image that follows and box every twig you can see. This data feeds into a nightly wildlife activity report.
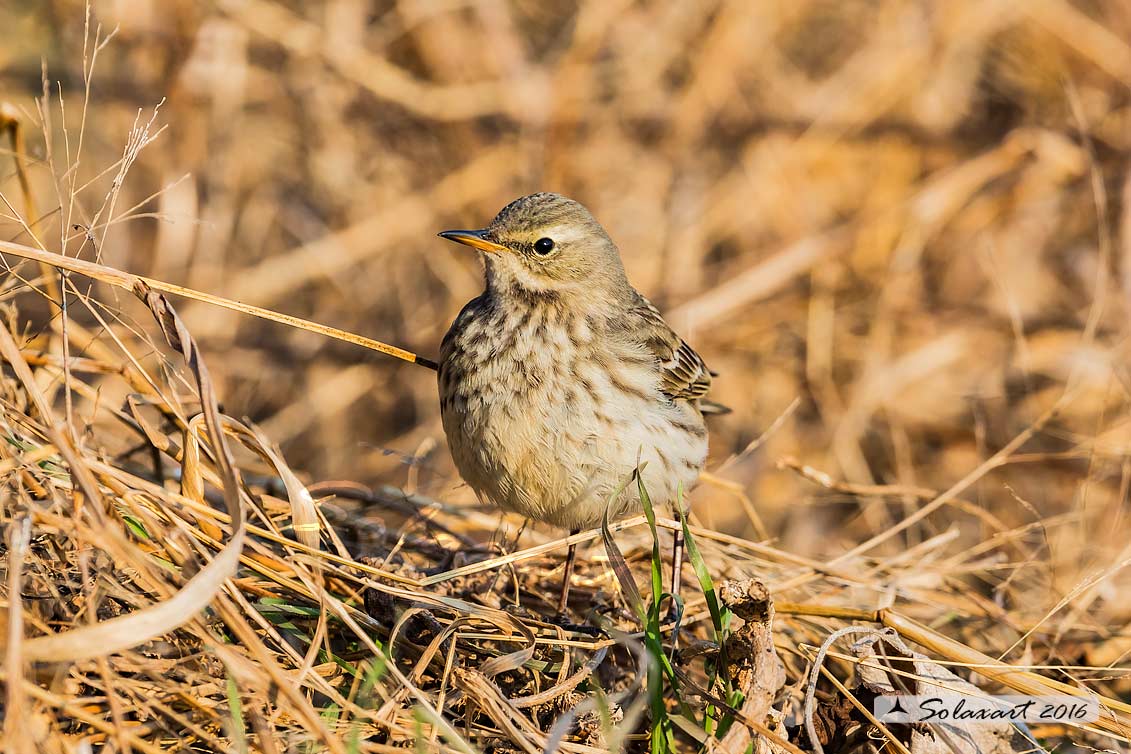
[0,238,439,370]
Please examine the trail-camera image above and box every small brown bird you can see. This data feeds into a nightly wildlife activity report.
[438,193,724,614]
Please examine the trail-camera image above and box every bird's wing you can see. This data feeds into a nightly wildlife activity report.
[629,293,715,403]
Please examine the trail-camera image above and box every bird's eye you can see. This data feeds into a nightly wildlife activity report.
[533,237,555,255]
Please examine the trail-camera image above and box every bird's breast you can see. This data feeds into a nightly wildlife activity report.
[438,300,706,526]
[439,303,611,445]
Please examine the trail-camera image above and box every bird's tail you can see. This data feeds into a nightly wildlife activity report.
[699,399,732,416]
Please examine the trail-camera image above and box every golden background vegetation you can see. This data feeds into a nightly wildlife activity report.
[4,0,1131,662]
[5,1,1131,752]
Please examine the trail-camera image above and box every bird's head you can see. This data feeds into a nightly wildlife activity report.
[439,193,629,300]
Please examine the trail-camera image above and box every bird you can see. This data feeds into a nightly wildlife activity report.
[436,192,726,615]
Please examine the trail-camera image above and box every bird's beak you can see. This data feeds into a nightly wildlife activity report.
[438,229,508,254]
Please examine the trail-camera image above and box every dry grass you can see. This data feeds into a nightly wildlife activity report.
[2,0,1131,752]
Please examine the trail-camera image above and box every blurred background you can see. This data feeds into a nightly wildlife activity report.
[2,0,1131,569]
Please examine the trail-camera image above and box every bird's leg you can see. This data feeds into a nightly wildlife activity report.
[670,527,685,599]
[668,526,685,624]
[557,530,580,615]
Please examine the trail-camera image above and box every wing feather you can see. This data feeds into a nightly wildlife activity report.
[629,293,718,405]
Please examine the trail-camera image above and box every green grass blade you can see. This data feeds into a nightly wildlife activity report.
[636,469,665,606]
[225,674,247,754]
[675,484,729,638]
